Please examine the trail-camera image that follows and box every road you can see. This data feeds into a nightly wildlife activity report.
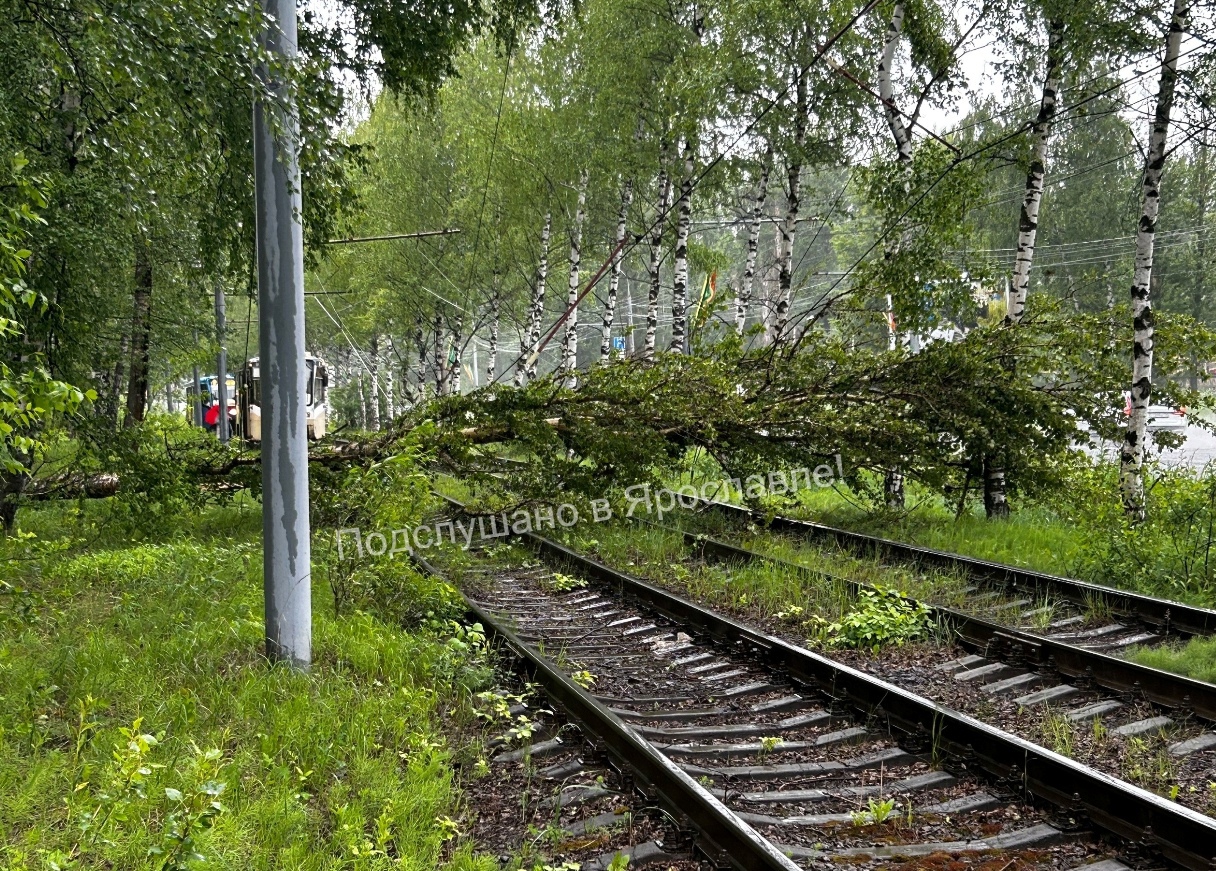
[1091,423,1216,470]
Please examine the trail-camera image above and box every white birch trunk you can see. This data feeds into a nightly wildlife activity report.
[448,319,463,395]
[357,371,367,429]
[518,211,552,385]
[563,170,588,387]
[1007,21,1064,325]
[625,282,635,355]
[368,335,381,432]
[487,274,500,384]
[433,315,445,395]
[878,0,911,510]
[1120,0,1189,521]
[601,176,634,362]
[413,317,426,403]
[646,168,672,360]
[670,137,694,352]
[736,150,771,336]
[384,336,395,420]
[774,61,808,341]
[878,1,912,163]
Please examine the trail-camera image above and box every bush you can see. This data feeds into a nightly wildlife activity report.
[1061,462,1216,604]
[814,587,932,652]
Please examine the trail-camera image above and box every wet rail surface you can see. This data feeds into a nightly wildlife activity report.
[701,500,1216,641]
[422,505,1216,871]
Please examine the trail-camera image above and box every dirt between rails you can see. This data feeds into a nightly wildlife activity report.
[552,544,1216,821]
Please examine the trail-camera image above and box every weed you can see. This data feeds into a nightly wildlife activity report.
[545,572,587,593]
[1123,736,1178,793]
[1040,712,1074,757]
[758,736,783,757]
[570,670,597,689]
[817,588,932,652]
[850,797,897,827]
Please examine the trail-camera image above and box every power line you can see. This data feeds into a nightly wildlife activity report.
[323,229,461,245]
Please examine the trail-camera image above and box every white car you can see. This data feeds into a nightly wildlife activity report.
[1121,394,1187,432]
[1147,404,1187,432]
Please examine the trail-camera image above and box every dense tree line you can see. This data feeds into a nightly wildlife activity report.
[2,0,1215,524]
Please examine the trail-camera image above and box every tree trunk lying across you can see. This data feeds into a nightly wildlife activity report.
[24,472,121,500]
[20,436,410,501]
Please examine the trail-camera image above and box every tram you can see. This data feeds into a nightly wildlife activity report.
[185,373,237,434]
[236,354,329,442]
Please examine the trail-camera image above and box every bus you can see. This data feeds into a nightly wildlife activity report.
[237,354,329,442]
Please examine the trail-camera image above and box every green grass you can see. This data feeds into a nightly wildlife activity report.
[1129,637,1216,684]
[786,485,1085,576]
[0,501,496,871]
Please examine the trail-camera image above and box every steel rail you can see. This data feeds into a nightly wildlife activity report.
[703,499,1216,638]
[414,552,801,871]
[685,530,1216,722]
[511,529,1216,871]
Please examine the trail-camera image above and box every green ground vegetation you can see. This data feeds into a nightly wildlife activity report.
[670,458,1216,609]
[557,521,939,651]
[0,499,497,871]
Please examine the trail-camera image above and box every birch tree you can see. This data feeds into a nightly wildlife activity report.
[735,151,772,335]
[670,137,695,352]
[519,212,552,384]
[646,164,672,360]
[601,175,635,361]
[1120,0,1190,520]
[562,171,589,385]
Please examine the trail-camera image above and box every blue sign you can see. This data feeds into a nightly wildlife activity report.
[612,336,626,351]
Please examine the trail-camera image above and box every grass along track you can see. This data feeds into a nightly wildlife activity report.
[667,503,1216,684]
[426,512,1216,870]
[699,500,1216,641]
[536,516,1216,818]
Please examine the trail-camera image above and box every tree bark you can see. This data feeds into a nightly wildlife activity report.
[413,316,427,402]
[368,335,381,431]
[124,245,152,427]
[488,273,501,383]
[519,211,552,385]
[670,137,694,352]
[877,0,911,509]
[646,167,672,360]
[1121,0,1189,521]
[433,314,445,394]
[601,175,634,362]
[384,336,396,420]
[448,318,464,395]
[1007,20,1064,325]
[563,170,588,386]
[878,1,912,163]
[773,56,809,342]
[736,150,772,336]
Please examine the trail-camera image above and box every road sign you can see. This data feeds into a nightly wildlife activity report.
[612,336,625,351]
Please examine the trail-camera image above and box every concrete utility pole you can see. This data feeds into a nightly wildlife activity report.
[214,280,230,443]
[254,0,311,669]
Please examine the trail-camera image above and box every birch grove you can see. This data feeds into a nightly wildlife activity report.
[735,151,771,336]
[601,176,634,361]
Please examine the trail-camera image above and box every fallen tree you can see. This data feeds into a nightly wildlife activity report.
[15,299,1216,528]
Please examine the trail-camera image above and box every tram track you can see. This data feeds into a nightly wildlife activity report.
[421,498,1216,871]
[699,500,1216,641]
